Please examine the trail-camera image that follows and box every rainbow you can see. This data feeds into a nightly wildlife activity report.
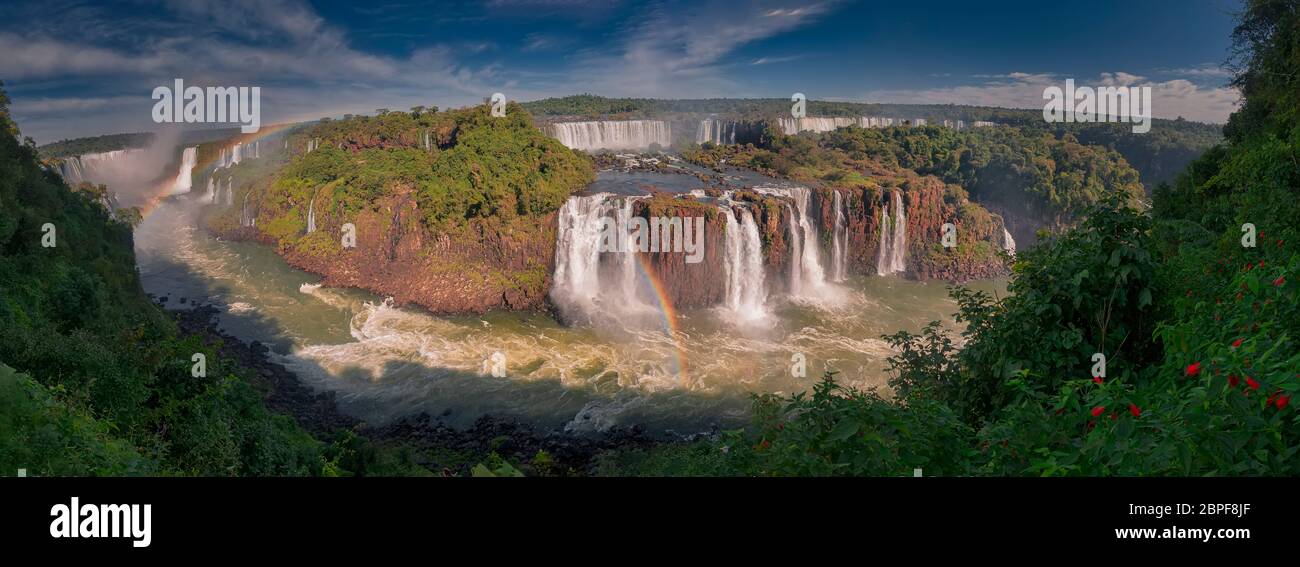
[134,122,299,216]
[634,253,690,386]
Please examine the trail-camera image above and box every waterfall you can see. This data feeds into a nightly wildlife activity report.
[875,190,908,275]
[785,203,802,294]
[789,186,826,292]
[721,205,767,320]
[752,185,826,294]
[696,119,737,145]
[55,149,148,186]
[831,190,849,281]
[230,143,243,166]
[241,192,251,227]
[549,120,671,151]
[1002,227,1017,255]
[225,178,234,206]
[170,147,197,195]
[551,193,660,322]
[307,195,317,233]
[204,177,215,204]
[778,116,923,135]
[779,117,865,135]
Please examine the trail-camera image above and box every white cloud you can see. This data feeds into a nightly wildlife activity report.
[865,71,1240,124]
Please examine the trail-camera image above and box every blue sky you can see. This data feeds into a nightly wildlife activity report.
[1,0,1243,143]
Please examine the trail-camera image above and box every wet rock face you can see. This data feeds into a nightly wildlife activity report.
[217,178,1007,318]
[631,198,727,308]
[220,191,560,315]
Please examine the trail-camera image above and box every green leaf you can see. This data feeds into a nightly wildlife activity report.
[827,419,861,442]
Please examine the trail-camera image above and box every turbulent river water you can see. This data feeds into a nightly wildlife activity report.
[134,165,1004,435]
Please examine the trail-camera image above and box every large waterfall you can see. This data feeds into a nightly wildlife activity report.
[753,185,826,294]
[831,190,849,281]
[550,120,671,152]
[56,149,147,186]
[876,190,908,275]
[170,147,197,195]
[720,205,767,320]
[696,119,738,145]
[552,194,648,322]
[789,186,826,293]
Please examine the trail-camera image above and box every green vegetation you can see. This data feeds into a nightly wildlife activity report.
[524,95,1219,190]
[0,81,424,477]
[251,103,593,252]
[37,132,155,160]
[600,0,1299,476]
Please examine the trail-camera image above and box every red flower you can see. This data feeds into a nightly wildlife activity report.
[1279,395,1291,410]
[1245,376,1260,391]
[1273,276,1285,287]
[1090,406,1105,417]
[1232,338,1244,348]
[1277,239,1284,247]
[1093,376,1104,384]
[1128,403,1141,417]
[1267,390,1280,406]
[756,439,771,451]
[1228,375,1240,387]
[1185,362,1202,377]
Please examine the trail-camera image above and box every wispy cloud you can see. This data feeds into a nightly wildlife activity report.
[865,71,1240,124]
[751,54,804,65]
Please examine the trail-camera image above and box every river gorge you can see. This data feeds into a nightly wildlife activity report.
[63,115,1012,436]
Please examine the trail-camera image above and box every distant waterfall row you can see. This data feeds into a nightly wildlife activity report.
[876,190,908,275]
[549,121,672,151]
[778,116,993,135]
[696,119,739,145]
[215,141,261,169]
[56,149,147,186]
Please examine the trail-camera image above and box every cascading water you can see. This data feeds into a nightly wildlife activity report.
[720,205,767,321]
[56,149,147,186]
[831,190,849,281]
[875,190,908,275]
[696,119,737,145]
[1002,227,1017,255]
[789,186,826,293]
[307,194,317,233]
[170,147,197,195]
[550,120,671,151]
[777,116,926,135]
[551,193,655,323]
[204,177,215,204]
[225,177,234,206]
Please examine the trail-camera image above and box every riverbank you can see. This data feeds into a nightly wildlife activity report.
[165,302,675,476]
